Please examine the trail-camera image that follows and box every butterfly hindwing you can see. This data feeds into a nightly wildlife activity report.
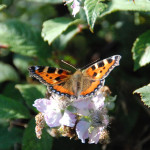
[48,83,75,98]
[83,55,121,80]
[80,79,105,97]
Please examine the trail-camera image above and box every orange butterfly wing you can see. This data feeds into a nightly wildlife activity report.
[28,66,75,97]
[80,55,121,97]
[84,55,121,80]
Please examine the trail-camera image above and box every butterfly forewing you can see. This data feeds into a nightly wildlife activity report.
[83,55,121,80]
[28,66,71,86]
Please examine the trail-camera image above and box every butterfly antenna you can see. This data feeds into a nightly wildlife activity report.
[61,60,77,70]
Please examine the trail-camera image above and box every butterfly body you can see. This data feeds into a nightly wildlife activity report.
[68,69,83,97]
[29,55,121,99]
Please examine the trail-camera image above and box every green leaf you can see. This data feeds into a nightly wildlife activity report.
[100,0,150,18]
[2,83,23,102]
[85,0,150,31]
[84,0,108,32]
[0,94,30,119]
[0,62,19,83]
[22,119,53,150]
[13,54,34,74]
[52,25,79,50]
[27,0,63,4]
[0,4,6,10]
[134,84,150,107]
[15,84,46,111]
[0,20,50,58]
[0,125,23,149]
[42,17,80,45]
[132,30,150,70]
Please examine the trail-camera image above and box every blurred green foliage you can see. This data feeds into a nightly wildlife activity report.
[0,0,150,149]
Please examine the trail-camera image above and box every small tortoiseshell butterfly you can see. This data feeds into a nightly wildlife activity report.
[28,55,121,99]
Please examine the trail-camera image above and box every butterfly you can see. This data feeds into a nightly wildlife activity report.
[28,55,121,99]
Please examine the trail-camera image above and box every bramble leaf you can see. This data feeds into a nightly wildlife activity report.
[132,30,150,70]
[2,83,23,102]
[0,62,19,83]
[13,54,34,74]
[42,17,80,45]
[27,0,63,4]
[0,94,30,119]
[15,84,46,112]
[0,125,23,149]
[22,119,53,150]
[84,0,150,31]
[0,4,6,10]
[134,84,150,107]
[100,0,150,18]
[0,20,50,58]
[52,25,79,50]
[84,0,107,32]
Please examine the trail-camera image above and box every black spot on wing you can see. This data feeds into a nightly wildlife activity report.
[47,67,56,73]
[93,72,97,77]
[91,65,96,70]
[107,58,112,64]
[37,66,45,72]
[55,77,61,81]
[58,69,63,74]
[98,61,104,67]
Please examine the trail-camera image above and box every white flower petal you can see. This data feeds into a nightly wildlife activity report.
[92,94,105,110]
[65,0,81,17]
[76,120,90,143]
[33,98,51,113]
[73,98,91,109]
[88,127,104,144]
[59,110,76,127]
[44,110,62,127]
[71,0,80,17]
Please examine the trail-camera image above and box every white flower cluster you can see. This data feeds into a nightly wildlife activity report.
[33,87,110,144]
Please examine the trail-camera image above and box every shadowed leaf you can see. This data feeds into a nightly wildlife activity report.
[16,84,46,112]
[0,94,30,119]
[0,62,19,83]
[22,119,53,150]
[0,125,23,149]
